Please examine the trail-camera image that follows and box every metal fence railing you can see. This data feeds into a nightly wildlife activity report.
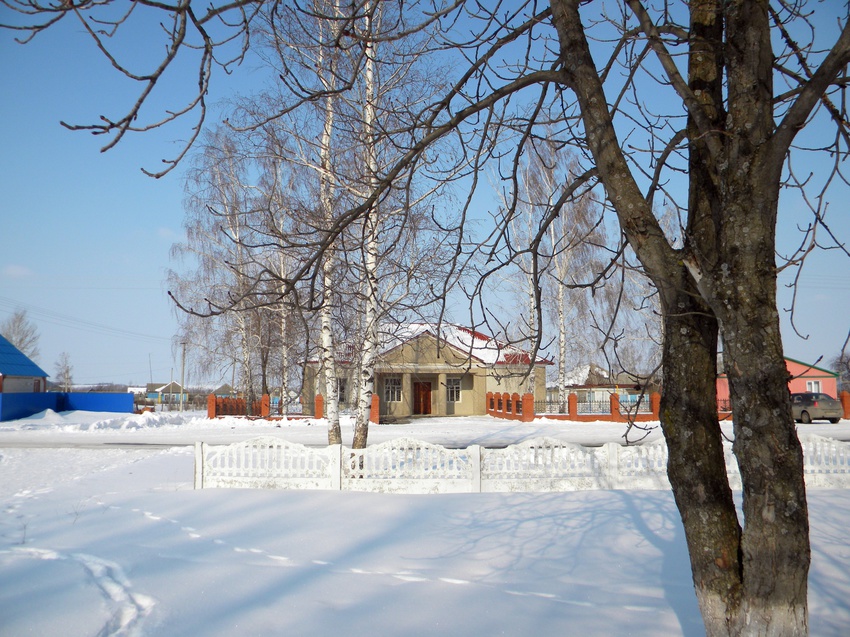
[535,401,568,415]
[618,398,653,415]
[534,397,653,417]
[577,400,612,415]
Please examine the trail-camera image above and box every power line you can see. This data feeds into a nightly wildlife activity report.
[0,295,172,344]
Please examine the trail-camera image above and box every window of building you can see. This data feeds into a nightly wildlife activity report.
[806,380,821,393]
[446,377,461,403]
[385,377,402,402]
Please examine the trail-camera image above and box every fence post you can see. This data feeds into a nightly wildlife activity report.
[194,441,204,489]
[651,392,661,419]
[315,394,324,419]
[261,394,270,418]
[841,391,850,419]
[610,393,621,421]
[486,392,494,416]
[207,394,216,419]
[521,393,535,422]
[330,443,342,490]
[604,442,620,489]
[470,444,482,492]
[568,393,578,418]
[369,393,381,424]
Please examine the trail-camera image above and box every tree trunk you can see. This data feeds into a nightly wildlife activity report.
[237,311,255,416]
[317,5,341,446]
[280,302,289,418]
[556,278,568,414]
[710,174,810,635]
[320,265,341,445]
[723,310,809,636]
[352,4,380,449]
[353,205,379,447]
[657,277,744,634]
[552,2,814,634]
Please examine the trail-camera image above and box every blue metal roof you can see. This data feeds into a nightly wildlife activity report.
[0,334,48,378]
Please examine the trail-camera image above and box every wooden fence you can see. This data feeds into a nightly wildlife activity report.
[194,434,850,493]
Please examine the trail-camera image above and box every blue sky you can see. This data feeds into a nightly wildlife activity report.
[0,19,212,385]
[1,9,848,388]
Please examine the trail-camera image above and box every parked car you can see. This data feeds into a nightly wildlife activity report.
[791,393,843,424]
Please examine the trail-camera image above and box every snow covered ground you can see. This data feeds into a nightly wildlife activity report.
[1,410,849,636]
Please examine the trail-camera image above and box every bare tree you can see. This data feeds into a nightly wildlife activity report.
[0,309,40,361]
[501,138,621,406]
[168,126,267,406]
[7,2,850,634]
[832,337,850,394]
[54,352,73,392]
[227,0,451,446]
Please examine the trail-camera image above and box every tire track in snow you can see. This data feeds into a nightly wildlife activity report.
[2,547,155,637]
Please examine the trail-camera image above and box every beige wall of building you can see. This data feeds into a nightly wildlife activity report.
[302,331,550,419]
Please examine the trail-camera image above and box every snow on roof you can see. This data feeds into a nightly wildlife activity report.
[563,364,592,386]
[381,323,551,366]
[153,382,184,393]
[0,334,48,378]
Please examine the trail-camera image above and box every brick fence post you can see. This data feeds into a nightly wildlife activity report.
[207,394,216,419]
[841,391,850,419]
[651,392,661,419]
[315,394,324,419]
[521,393,535,422]
[486,392,494,416]
[568,393,578,418]
[369,393,380,424]
[610,393,621,421]
[261,394,270,418]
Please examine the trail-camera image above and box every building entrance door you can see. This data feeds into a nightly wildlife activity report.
[413,382,432,415]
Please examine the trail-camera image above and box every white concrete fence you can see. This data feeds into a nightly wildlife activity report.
[193,434,850,493]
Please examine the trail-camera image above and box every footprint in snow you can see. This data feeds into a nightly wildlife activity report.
[6,547,155,637]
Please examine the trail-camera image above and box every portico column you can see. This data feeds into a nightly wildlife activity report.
[402,373,413,417]
[436,373,447,416]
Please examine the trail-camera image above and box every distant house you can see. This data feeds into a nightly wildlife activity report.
[716,357,840,406]
[0,334,48,393]
[302,323,552,419]
[546,363,651,406]
[146,381,188,405]
[213,383,236,397]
